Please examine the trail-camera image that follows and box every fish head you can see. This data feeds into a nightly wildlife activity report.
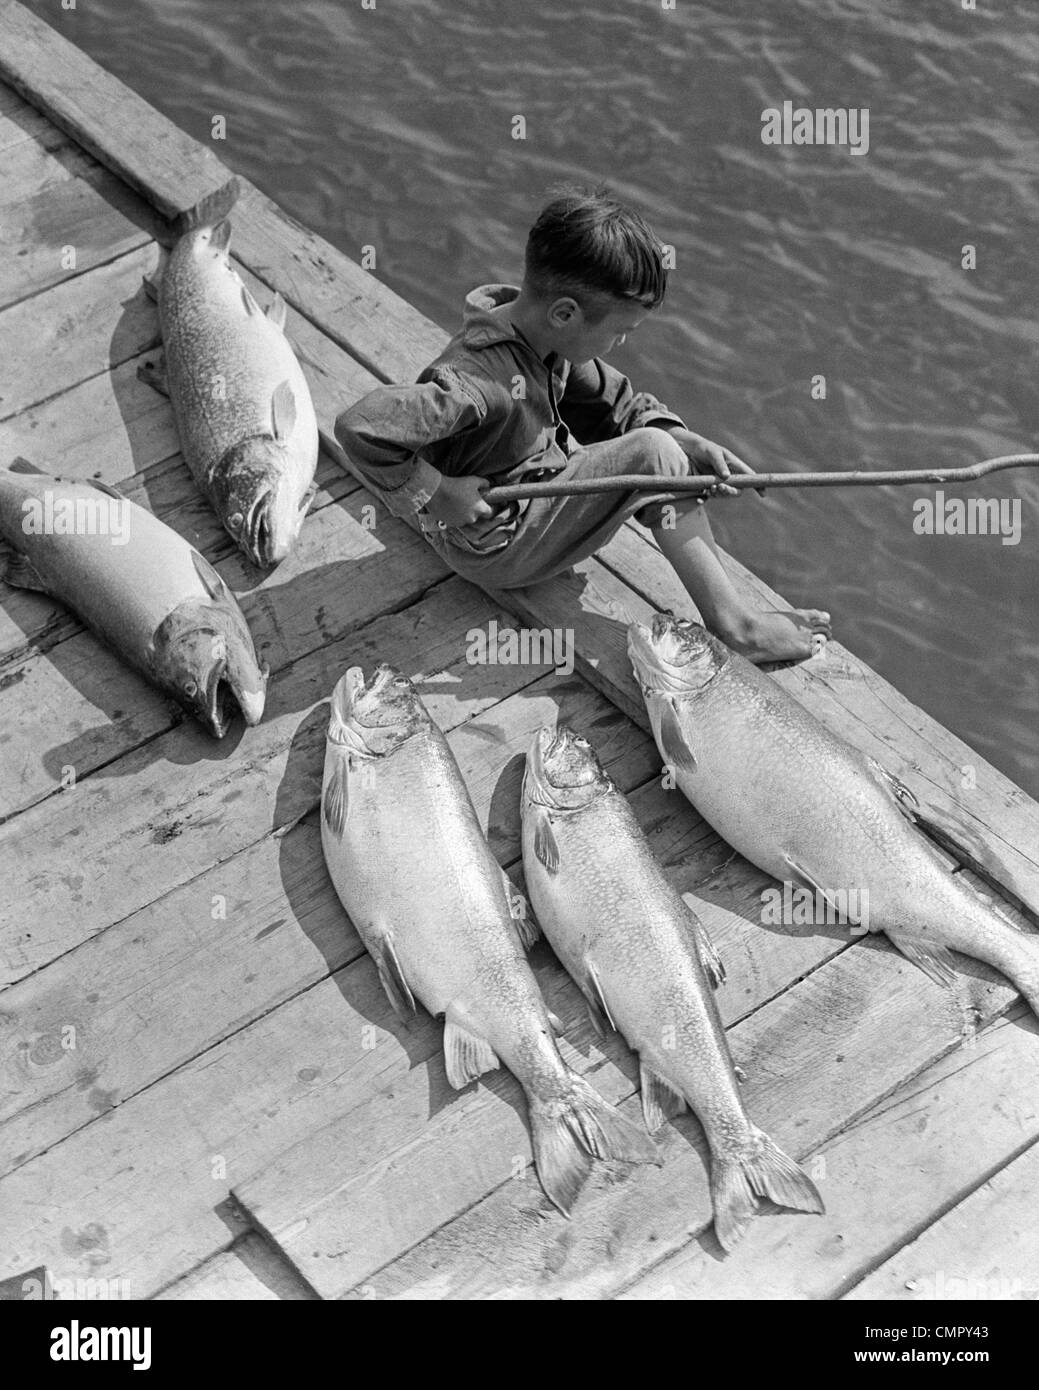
[627,612,723,699]
[212,437,312,569]
[525,724,611,813]
[151,598,268,738]
[327,664,427,757]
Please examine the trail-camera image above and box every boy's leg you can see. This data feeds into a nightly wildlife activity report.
[650,497,831,662]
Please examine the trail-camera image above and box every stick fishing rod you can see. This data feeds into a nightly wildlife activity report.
[481,452,1039,505]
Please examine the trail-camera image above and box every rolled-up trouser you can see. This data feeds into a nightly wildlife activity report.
[419,426,698,590]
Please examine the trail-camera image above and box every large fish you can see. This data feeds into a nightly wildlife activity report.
[0,458,267,737]
[522,724,823,1250]
[320,665,657,1215]
[142,179,319,568]
[628,613,1039,1017]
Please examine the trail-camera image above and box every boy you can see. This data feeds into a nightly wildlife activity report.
[335,189,830,663]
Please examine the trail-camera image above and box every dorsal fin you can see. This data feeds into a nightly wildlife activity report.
[8,457,46,475]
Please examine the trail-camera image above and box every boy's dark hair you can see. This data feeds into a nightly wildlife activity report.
[524,186,667,319]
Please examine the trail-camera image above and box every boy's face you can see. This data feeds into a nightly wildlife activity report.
[545,297,647,364]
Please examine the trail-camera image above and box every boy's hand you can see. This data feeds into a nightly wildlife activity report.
[667,427,763,500]
[423,474,498,528]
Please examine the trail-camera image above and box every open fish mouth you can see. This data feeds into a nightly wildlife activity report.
[201,657,235,738]
[243,488,277,567]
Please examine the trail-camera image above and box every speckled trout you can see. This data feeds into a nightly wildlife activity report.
[0,459,266,736]
[142,180,318,568]
[628,613,1039,1016]
[320,666,657,1215]
[522,725,823,1251]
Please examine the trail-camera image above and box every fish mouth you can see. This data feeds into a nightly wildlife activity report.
[243,488,283,568]
[199,658,233,738]
[529,723,602,801]
[330,664,423,748]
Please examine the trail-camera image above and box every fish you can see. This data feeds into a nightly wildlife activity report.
[521,724,823,1250]
[319,665,658,1215]
[0,458,267,737]
[628,613,1039,1018]
[141,178,319,568]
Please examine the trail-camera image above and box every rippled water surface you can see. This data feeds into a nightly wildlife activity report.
[34,0,1039,793]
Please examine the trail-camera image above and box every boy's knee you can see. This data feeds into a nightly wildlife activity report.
[633,426,690,480]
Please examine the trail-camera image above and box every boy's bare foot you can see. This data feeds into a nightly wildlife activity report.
[715,608,831,664]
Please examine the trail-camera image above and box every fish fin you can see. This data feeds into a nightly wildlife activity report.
[2,550,49,593]
[867,756,920,822]
[692,917,726,988]
[170,177,240,237]
[137,355,170,397]
[374,933,416,1022]
[8,456,46,475]
[659,698,697,774]
[532,807,559,873]
[322,759,350,838]
[529,1073,660,1215]
[241,284,262,317]
[885,929,960,989]
[87,478,127,500]
[503,876,539,949]
[141,270,161,302]
[782,854,861,925]
[547,1010,566,1038]
[734,1063,747,1085]
[584,959,618,1032]
[270,379,297,443]
[298,481,318,514]
[266,291,287,330]
[443,1010,499,1088]
[639,1060,686,1133]
[191,550,230,602]
[711,1127,824,1253]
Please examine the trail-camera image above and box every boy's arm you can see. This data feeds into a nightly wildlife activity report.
[561,358,754,495]
[558,358,684,444]
[334,368,487,518]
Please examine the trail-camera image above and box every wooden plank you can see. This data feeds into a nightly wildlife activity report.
[0,161,155,310]
[0,491,447,986]
[0,82,54,152]
[0,243,159,423]
[0,1,235,221]
[845,1135,1039,1301]
[314,919,1027,1300]
[155,1235,319,1301]
[621,1006,1039,1299]
[230,182,447,384]
[0,659,658,1295]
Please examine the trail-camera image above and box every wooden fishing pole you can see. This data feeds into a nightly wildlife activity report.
[481,452,1039,505]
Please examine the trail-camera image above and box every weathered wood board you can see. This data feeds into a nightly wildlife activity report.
[622,1006,1039,1299]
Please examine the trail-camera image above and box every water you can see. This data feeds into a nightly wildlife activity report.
[34,0,1039,793]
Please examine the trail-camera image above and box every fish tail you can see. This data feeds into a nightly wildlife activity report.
[529,1075,659,1217]
[711,1128,824,1252]
[171,177,241,237]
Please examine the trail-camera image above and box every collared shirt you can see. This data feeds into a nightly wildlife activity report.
[334,283,685,516]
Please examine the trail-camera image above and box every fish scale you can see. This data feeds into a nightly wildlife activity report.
[0,460,266,737]
[319,665,658,1216]
[148,181,319,568]
[521,724,824,1251]
[628,613,1039,1018]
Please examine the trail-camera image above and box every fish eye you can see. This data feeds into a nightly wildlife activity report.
[183,679,199,696]
[227,512,243,531]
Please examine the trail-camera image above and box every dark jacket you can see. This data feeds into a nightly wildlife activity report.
[334,283,684,516]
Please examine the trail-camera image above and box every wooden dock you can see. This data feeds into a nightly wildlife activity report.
[2,1,1038,1301]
